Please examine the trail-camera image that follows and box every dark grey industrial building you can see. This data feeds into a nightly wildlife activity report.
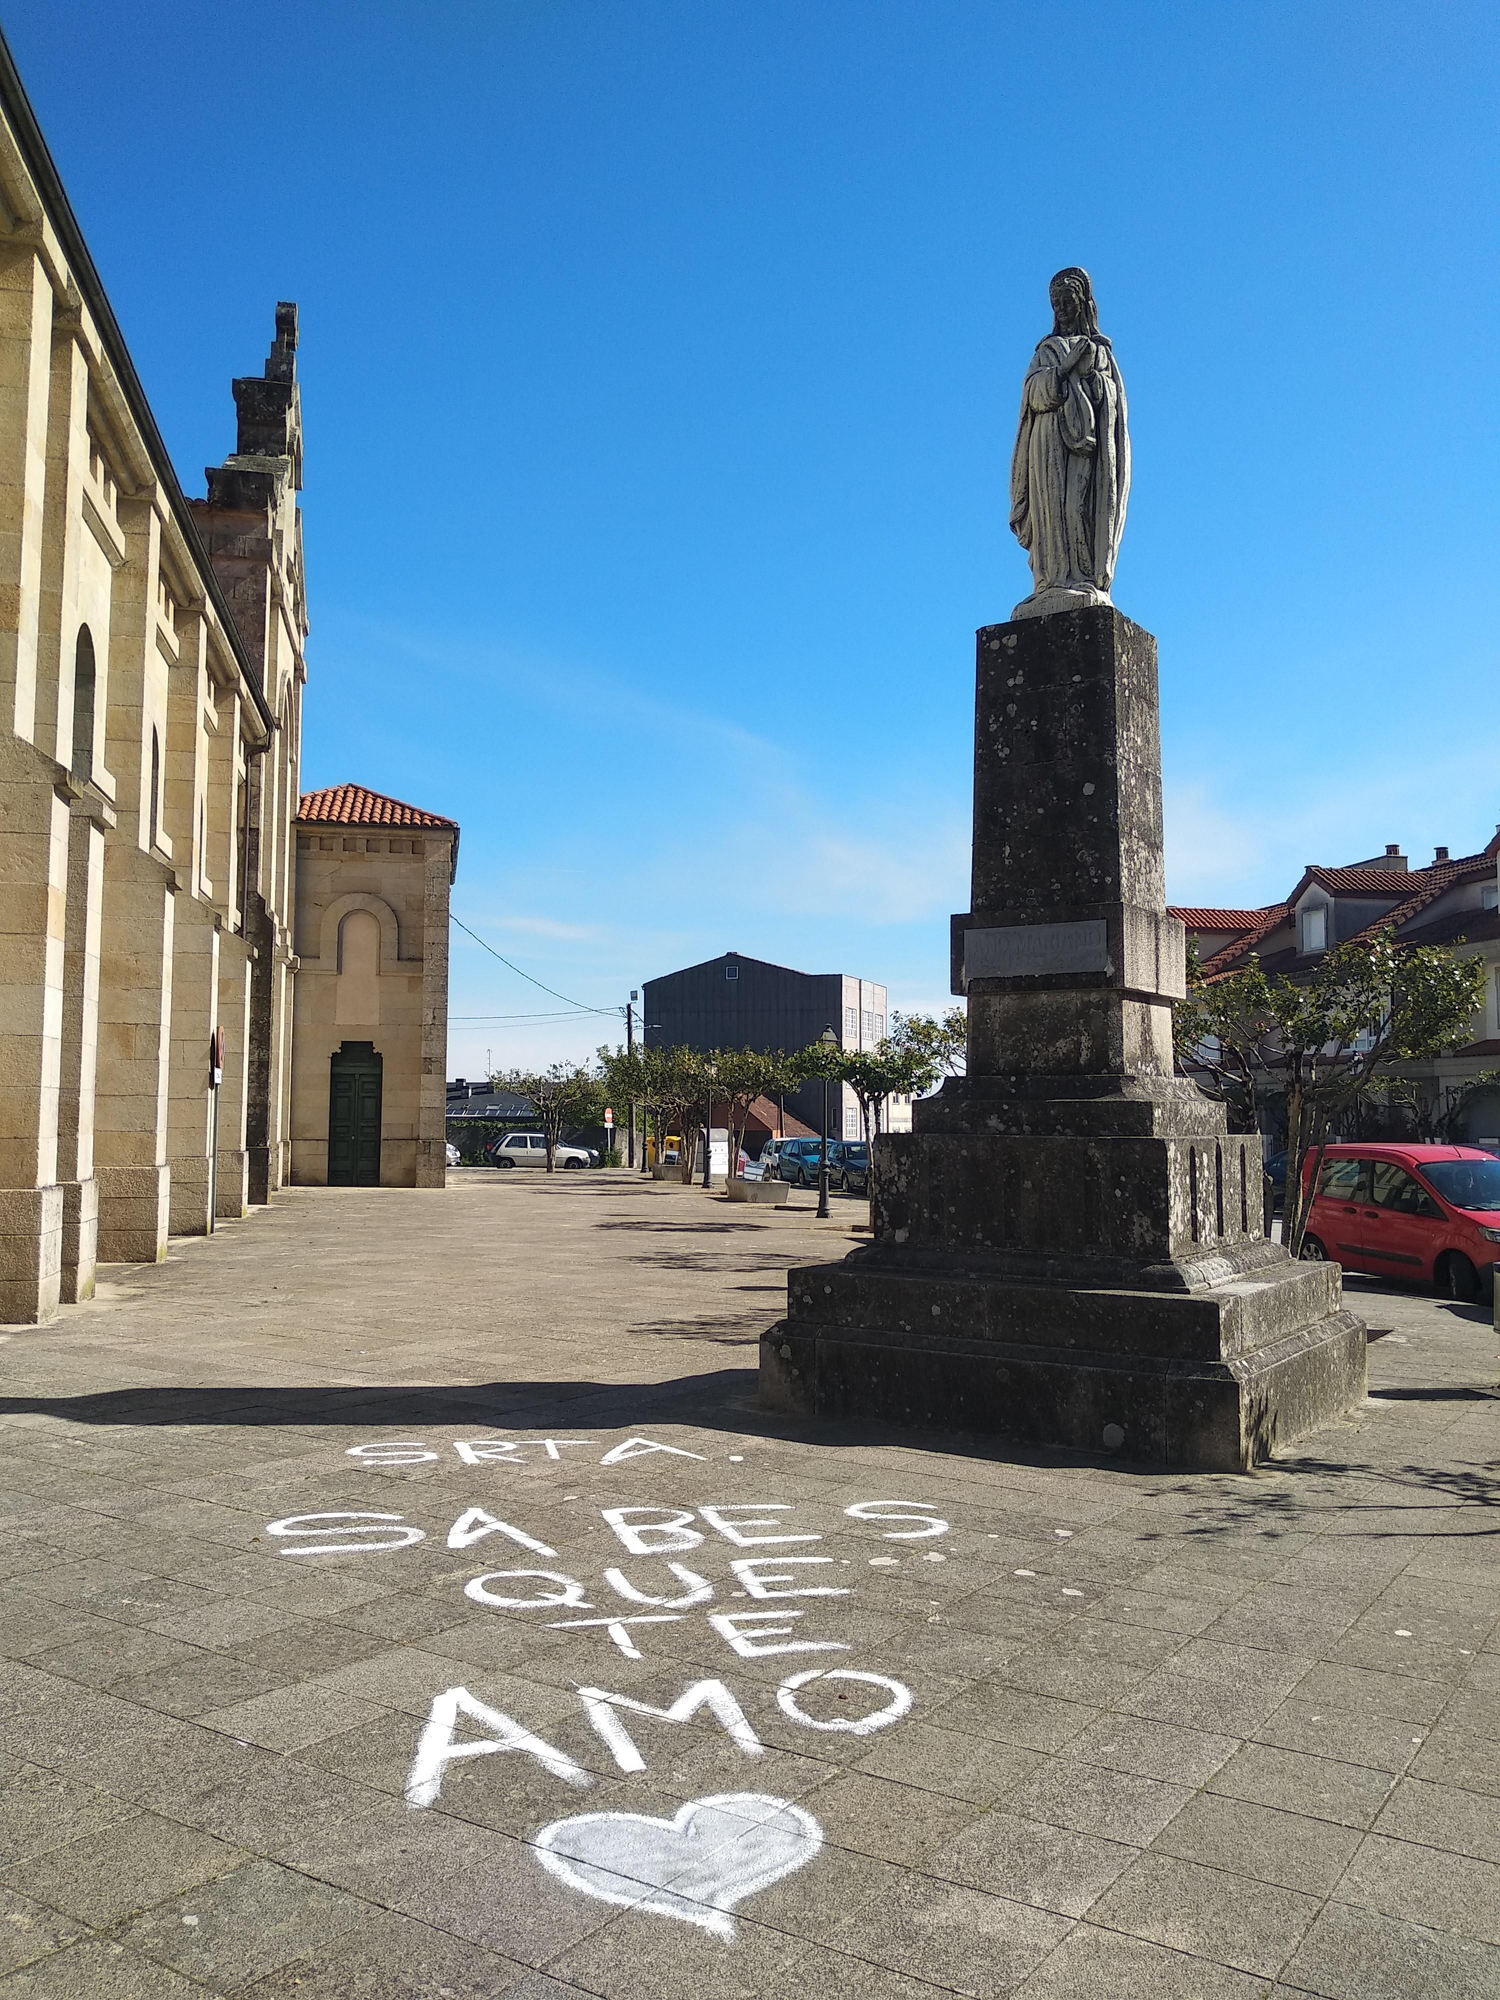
[642,951,906,1139]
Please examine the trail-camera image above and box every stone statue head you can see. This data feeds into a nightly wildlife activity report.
[1049,267,1100,339]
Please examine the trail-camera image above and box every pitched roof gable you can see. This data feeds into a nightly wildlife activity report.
[297,783,457,831]
[1302,866,1419,895]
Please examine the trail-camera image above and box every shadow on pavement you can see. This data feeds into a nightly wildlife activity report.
[0,1372,1180,1483]
[1367,1385,1500,1402]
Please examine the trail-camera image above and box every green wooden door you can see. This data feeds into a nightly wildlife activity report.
[328,1043,382,1185]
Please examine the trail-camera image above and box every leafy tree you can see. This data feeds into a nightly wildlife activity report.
[1173,946,1265,1136]
[491,1062,604,1172]
[887,1007,967,1082]
[1176,933,1486,1256]
[1381,1069,1500,1145]
[708,1047,797,1179]
[647,1045,709,1183]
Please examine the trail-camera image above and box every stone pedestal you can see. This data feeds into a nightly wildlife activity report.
[762,608,1365,1470]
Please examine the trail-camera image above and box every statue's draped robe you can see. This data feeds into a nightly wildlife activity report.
[1009,333,1130,599]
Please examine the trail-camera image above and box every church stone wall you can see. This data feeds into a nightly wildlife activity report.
[0,38,303,1320]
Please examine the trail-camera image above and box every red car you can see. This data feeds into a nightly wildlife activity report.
[1300,1143,1500,1302]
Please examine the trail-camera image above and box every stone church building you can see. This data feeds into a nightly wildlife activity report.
[0,37,455,1321]
[291,784,457,1190]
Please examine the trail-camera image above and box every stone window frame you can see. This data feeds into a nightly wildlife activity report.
[316,890,404,972]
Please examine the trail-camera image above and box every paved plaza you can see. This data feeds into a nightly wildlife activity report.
[0,1172,1496,1998]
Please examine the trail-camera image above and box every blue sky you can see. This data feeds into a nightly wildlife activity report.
[11,1,1499,1072]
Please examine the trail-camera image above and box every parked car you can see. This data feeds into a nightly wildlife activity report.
[445,1141,461,1167]
[829,1140,870,1194]
[777,1137,829,1188]
[487,1131,594,1170]
[1299,1143,1500,1301]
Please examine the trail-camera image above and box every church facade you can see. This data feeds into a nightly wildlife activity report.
[0,37,454,1320]
[291,784,457,1191]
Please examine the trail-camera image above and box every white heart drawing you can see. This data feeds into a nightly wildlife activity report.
[532,1791,822,1940]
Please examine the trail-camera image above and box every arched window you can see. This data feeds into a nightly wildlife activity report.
[70,627,95,778]
[149,727,160,849]
[335,908,382,1026]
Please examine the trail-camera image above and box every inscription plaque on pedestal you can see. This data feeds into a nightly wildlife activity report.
[963,920,1108,984]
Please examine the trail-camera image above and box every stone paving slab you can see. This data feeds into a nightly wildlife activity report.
[0,1169,1495,1996]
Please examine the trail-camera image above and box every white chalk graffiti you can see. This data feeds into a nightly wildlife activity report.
[707,1609,848,1658]
[599,1437,706,1464]
[843,1500,949,1539]
[577,1680,763,1772]
[276,1451,942,1944]
[405,1685,590,1806]
[602,1562,714,1608]
[533,1793,822,1941]
[405,1671,912,1809]
[345,1434,706,1469]
[266,1512,426,1556]
[464,1570,591,1609]
[776,1667,913,1735]
[446,1508,557,1555]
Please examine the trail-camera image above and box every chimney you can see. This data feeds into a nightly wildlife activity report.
[1383,844,1408,871]
[1435,846,1450,863]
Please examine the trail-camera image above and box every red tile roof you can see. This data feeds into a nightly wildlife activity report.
[297,783,457,831]
[1171,907,1282,931]
[1345,853,1494,943]
[1382,905,1500,950]
[1198,904,1291,976]
[1304,866,1421,894]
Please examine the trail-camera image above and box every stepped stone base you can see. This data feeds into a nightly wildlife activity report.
[762,1250,1365,1471]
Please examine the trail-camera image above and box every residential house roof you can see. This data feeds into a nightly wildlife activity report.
[1172,908,1280,932]
[1194,904,1292,976]
[1299,867,1421,895]
[1181,833,1500,982]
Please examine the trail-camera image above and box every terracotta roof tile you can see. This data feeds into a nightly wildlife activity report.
[1346,853,1494,942]
[1171,906,1283,931]
[1306,866,1423,894]
[1371,903,1500,950]
[297,783,457,831]
[1198,904,1291,976]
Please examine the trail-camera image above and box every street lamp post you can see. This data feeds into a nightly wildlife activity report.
[817,1024,837,1219]
[702,1061,716,1190]
[625,990,638,1170]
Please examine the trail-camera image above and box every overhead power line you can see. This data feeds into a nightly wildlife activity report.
[451,1010,610,1024]
[450,915,620,1017]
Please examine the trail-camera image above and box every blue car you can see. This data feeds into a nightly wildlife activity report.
[829,1141,870,1193]
[776,1138,827,1188]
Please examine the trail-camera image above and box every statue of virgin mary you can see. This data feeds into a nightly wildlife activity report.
[1008,268,1130,620]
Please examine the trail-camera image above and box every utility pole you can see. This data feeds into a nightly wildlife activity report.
[626,991,638,1170]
